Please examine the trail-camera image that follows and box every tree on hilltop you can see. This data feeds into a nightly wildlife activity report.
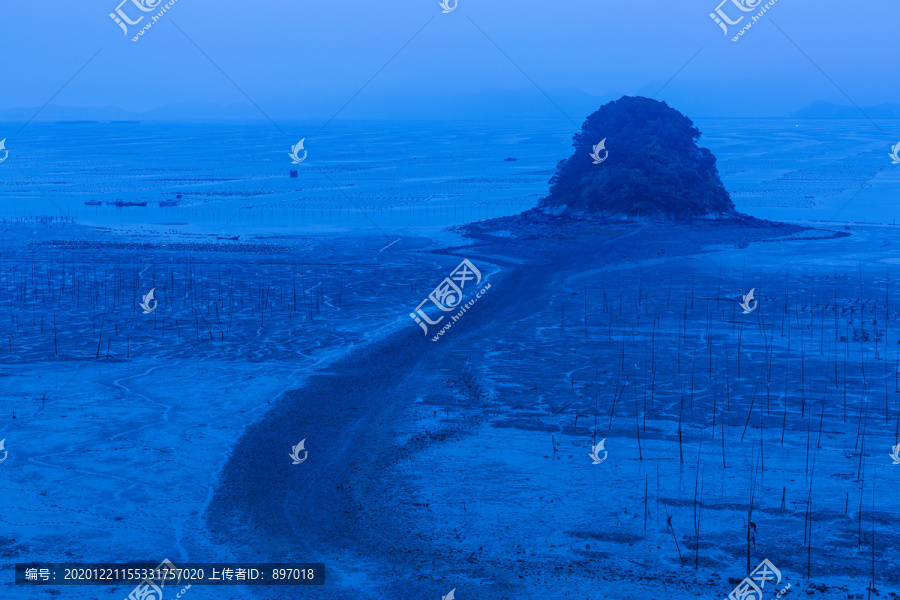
[540,96,735,218]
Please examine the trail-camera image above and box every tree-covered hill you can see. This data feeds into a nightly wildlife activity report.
[540,96,736,218]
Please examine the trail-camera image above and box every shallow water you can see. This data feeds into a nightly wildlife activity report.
[2,119,898,233]
[0,121,569,234]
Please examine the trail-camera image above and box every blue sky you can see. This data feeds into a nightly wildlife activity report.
[1,0,898,119]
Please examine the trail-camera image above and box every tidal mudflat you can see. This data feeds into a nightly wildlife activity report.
[2,120,899,600]
[0,220,451,600]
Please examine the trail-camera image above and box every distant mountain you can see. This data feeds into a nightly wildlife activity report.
[5,96,900,124]
[0,105,140,122]
[786,100,900,119]
[0,102,262,123]
[0,89,617,124]
[140,101,262,121]
[316,88,621,121]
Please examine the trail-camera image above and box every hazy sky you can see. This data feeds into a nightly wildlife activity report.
[1,0,898,120]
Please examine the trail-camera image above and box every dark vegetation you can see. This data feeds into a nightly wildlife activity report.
[540,96,736,218]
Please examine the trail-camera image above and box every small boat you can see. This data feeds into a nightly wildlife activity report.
[84,200,103,206]
[159,198,178,207]
[114,200,147,207]
[216,235,239,241]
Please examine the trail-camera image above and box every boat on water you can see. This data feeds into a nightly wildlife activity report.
[216,235,239,241]
[112,200,148,207]
[84,200,103,206]
[159,194,182,207]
